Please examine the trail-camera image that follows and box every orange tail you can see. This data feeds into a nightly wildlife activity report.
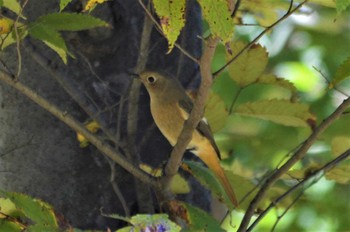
[199,149,239,207]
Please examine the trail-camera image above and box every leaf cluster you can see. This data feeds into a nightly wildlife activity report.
[0,0,109,63]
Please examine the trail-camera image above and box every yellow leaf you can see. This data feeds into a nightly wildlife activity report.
[139,164,163,177]
[204,92,228,133]
[140,164,190,194]
[197,0,235,43]
[326,165,350,184]
[331,136,350,158]
[170,174,190,194]
[240,0,287,26]
[83,0,108,12]
[0,18,13,35]
[235,99,315,127]
[85,120,100,133]
[227,42,268,87]
[76,120,101,148]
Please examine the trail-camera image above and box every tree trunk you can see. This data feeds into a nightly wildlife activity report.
[0,0,204,229]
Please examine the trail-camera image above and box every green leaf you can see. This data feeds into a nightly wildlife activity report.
[59,0,73,12]
[34,13,108,31]
[204,92,228,133]
[331,57,350,86]
[0,20,27,50]
[227,42,268,87]
[325,164,350,184]
[235,99,315,127]
[116,226,134,232]
[28,24,69,63]
[308,0,335,7]
[0,197,20,216]
[180,202,225,232]
[170,174,190,194]
[184,160,234,209]
[257,74,298,99]
[0,191,58,227]
[335,0,350,14]
[240,0,283,26]
[197,0,234,43]
[0,220,22,232]
[3,0,25,19]
[0,0,3,7]
[331,137,350,158]
[27,224,60,232]
[152,0,186,52]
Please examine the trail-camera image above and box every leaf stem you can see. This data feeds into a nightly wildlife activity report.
[229,87,243,114]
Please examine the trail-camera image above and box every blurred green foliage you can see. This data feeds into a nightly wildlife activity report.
[212,3,350,232]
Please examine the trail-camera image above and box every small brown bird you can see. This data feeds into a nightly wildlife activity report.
[138,71,238,207]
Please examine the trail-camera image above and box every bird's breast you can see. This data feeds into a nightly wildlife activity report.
[150,100,186,146]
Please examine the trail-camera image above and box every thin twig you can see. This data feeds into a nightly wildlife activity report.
[14,0,29,79]
[213,0,302,78]
[270,191,303,232]
[0,137,34,158]
[313,66,350,97]
[76,51,121,96]
[108,158,130,217]
[229,87,243,114]
[0,57,15,77]
[116,95,125,144]
[0,69,157,188]
[237,96,350,232]
[248,148,350,232]
[24,43,118,145]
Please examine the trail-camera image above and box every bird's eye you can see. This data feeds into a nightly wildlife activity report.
[147,76,156,83]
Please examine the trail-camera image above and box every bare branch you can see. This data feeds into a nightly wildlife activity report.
[127,5,155,213]
[271,191,303,232]
[248,148,350,232]
[162,36,219,195]
[0,69,158,188]
[238,96,350,232]
[24,43,119,145]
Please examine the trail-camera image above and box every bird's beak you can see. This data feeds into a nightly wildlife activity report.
[127,72,140,80]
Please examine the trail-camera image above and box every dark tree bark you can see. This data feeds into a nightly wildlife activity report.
[0,0,204,229]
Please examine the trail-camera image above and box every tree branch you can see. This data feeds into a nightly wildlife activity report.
[162,36,219,194]
[248,148,350,232]
[127,5,155,213]
[0,69,158,188]
[213,0,306,77]
[238,96,350,232]
[24,43,118,143]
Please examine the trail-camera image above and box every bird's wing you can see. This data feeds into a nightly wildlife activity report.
[178,97,221,159]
